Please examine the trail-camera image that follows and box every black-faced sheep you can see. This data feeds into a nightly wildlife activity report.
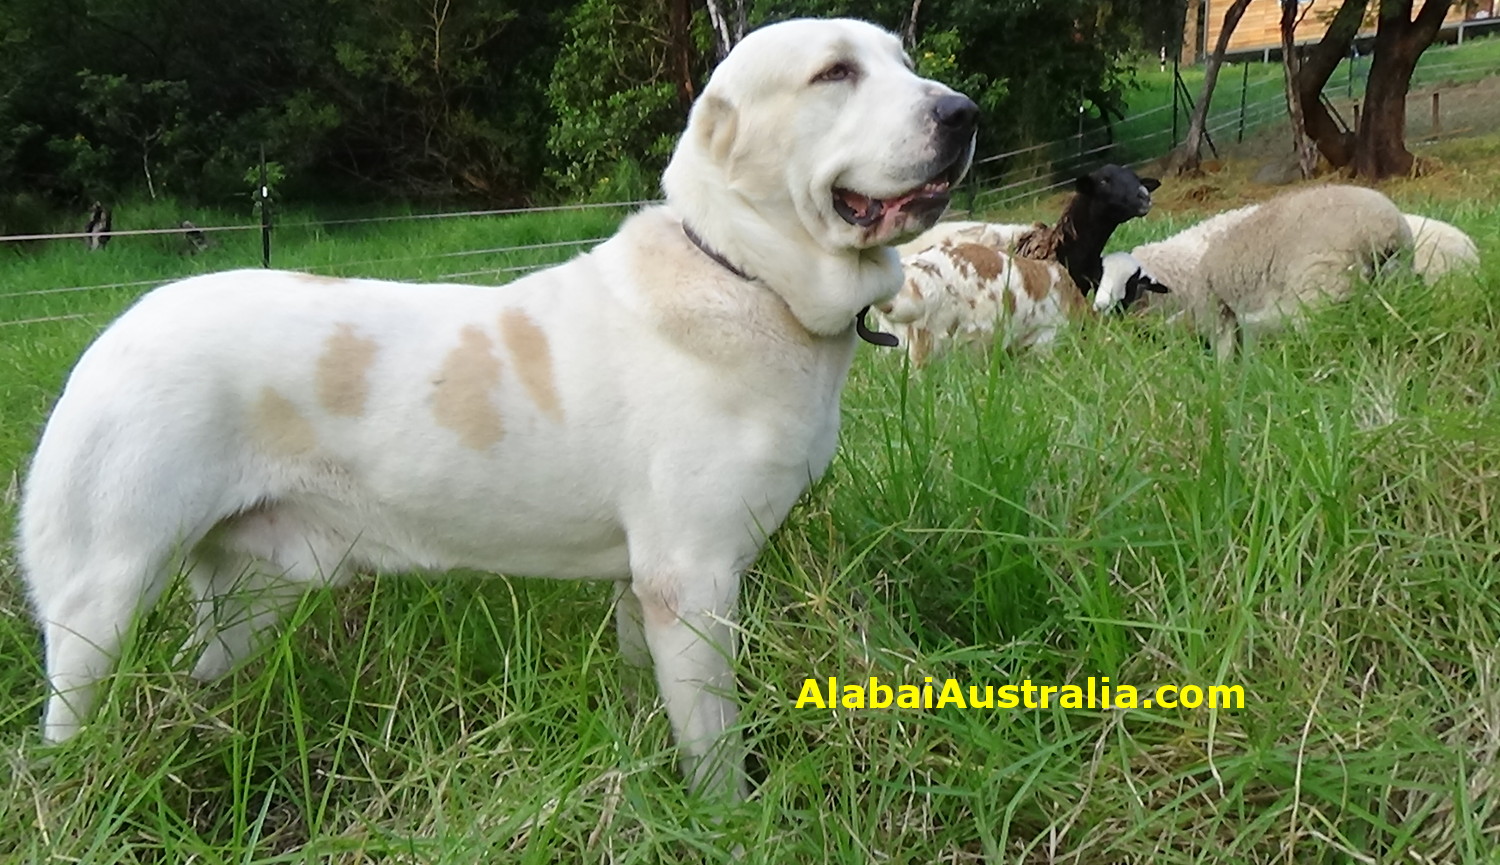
[1013,164,1161,297]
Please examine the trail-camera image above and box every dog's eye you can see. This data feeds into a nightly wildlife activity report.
[813,62,857,84]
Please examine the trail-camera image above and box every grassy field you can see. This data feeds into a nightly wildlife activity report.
[3,128,1500,862]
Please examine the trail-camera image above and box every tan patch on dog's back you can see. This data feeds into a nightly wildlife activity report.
[945,243,1006,282]
[252,388,316,456]
[500,310,563,423]
[293,272,346,285]
[316,323,379,417]
[432,326,505,450]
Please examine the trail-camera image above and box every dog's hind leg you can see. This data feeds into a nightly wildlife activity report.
[181,510,349,681]
[178,546,305,681]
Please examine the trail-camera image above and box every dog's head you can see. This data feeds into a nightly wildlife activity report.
[664,19,977,253]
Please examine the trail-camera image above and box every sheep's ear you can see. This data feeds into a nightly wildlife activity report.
[1074,173,1096,195]
[1141,177,1162,192]
[1138,273,1170,294]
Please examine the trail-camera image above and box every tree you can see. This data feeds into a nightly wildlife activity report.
[1280,0,1321,178]
[1289,0,1370,169]
[1354,0,1453,178]
[705,0,747,60]
[1169,0,1251,174]
[545,0,701,199]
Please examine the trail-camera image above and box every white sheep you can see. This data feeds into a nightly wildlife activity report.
[1404,214,1480,283]
[1122,204,1259,327]
[1116,186,1413,356]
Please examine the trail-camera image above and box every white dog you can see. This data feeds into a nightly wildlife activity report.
[19,18,975,798]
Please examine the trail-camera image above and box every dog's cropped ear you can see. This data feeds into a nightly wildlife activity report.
[692,95,740,167]
[1141,177,1162,192]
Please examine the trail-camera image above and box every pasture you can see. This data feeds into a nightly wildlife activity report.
[2,132,1499,862]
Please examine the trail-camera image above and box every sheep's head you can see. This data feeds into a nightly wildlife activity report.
[1076,165,1160,223]
[1095,252,1169,314]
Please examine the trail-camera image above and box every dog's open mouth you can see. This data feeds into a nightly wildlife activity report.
[832,155,967,231]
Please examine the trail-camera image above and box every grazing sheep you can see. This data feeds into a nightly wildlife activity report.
[1117,186,1411,357]
[1094,251,1170,314]
[181,220,216,255]
[1404,214,1479,283]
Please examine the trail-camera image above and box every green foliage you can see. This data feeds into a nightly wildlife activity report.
[0,0,1178,204]
[544,0,701,199]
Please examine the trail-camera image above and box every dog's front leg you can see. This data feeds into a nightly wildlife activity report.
[630,563,747,799]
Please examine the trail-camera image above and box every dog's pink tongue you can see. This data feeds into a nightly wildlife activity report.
[875,190,921,232]
[842,190,878,220]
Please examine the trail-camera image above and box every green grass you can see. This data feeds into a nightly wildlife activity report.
[3,135,1500,862]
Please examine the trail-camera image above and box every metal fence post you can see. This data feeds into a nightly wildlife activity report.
[1077,100,1086,159]
[259,145,272,268]
[1171,54,1180,148]
[1238,62,1249,142]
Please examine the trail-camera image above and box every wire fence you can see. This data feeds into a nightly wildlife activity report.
[2,49,1496,330]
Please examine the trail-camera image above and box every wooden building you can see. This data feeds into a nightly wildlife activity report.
[1182,0,1490,63]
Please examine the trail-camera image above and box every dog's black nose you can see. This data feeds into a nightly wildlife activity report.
[932,94,978,133]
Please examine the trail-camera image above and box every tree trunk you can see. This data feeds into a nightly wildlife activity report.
[1292,0,1368,168]
[1171,0,1251,174]
[902,0,923,50]
[667,0,696,111]
[704,0,746,61]
[1280,0,1320,178]
[1353,0,1453,179]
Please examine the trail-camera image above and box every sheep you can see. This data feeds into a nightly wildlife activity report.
[1012,164,1161,297]
[873,241,1083,365]
[1121,204,1260,325]
[873,244,1167,366]
[1112,186,1412,357]
[895,220,1038,258]
[898,164,1160,298]
[872,165,1165,366]
[1404,214,1480,283]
